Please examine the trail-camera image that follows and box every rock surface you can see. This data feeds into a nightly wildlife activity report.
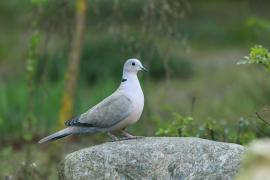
[59,137,245,180]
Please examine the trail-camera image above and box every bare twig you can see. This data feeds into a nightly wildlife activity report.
[255,111,270,126]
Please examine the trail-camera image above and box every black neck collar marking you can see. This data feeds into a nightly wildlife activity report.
[122,78,127,82]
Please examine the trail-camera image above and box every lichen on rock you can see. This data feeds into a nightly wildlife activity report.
[59,137,245,180]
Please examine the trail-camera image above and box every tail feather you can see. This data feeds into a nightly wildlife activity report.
[38,128,72,144]
[38,126,103,144]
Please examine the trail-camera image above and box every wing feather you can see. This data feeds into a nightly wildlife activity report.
[65,91,133,128]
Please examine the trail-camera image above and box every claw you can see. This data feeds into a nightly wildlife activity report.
[121,130,144,140]
[107,132,119,141]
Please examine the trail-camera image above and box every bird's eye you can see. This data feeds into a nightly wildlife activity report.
[132,62,135,66]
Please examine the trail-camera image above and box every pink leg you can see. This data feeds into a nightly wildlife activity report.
[107,132,119,141]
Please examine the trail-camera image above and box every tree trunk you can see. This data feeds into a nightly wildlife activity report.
[58,0,87,128]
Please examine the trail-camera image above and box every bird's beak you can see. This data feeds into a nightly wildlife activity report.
[140,65,148,72]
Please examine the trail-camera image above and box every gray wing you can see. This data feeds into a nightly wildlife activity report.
[65,91,133,128]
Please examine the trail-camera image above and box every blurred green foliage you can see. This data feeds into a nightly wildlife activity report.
[1,0,270,143]
[1,0,270,178]
[246,17,270,33]
[238,45,270,71]
[156,113,194,137]
[156,113,261,145]
[35,33,194,85]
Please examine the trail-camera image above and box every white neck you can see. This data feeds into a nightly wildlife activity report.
[118,71,142,96]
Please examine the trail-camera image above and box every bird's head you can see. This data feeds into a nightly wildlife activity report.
[123,58,147,74]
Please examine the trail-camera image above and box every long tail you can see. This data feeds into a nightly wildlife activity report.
[38,128,72,144]
[38,126,102,144]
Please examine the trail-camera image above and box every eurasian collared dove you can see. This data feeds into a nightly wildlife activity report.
[38,58,147,143]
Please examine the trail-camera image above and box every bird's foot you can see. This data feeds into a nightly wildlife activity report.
[120,130,144,140]
[117,136,144,141]
[107,132,119,142]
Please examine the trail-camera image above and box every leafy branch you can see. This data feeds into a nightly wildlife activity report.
[237,45,270,71]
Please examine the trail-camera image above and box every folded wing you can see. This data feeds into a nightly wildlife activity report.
[65,91,133,128]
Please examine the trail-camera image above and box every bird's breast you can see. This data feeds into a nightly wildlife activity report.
[125,88,144,125]
[109,88,144,132]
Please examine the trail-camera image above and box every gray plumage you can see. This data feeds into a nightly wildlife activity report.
[38,58,146,144]
[38,92,133,143]
[38,126,102,144]
[66,91,133,128]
